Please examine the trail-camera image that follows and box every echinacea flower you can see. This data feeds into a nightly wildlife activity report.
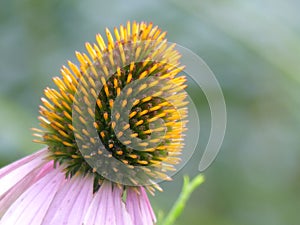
[0,21,187,225]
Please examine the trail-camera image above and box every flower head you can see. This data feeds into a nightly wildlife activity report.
[34,21,187,190]
[0,21,188,224]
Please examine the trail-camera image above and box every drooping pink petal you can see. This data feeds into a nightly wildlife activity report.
[138,187,157,224]
[41,174,82,224]
[0,165,65,225]
[113,185,133,225]
[82,181,136,225]
[0,148,48,197]
[126,188,143,225]
[0,161,54,217]
[82,183,102,225]
[0,148,157,225]
[83,181,118,225]
[66,175,94,225]
[126,187,156,225]
[42,174,93,225]
[94,181,116,225]
[0,148,47,179]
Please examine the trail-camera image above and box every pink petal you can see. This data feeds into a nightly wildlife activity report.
[0,161,54,217]
[83,181,116,225]
[66,175,94,225]
[112,185,133,225]
[0,148,47,179]
[82,184,102,225]
[41,175,82,224]
[126,187,156,225]
[138,187,156,224]
[0,148,48,197]
[126,188,143,225]
[0,148,156,225]
[42,174,94,225]
[94,181,116,225]
[0,165,65,225]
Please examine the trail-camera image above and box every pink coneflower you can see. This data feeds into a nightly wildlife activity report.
[0,21,187,225]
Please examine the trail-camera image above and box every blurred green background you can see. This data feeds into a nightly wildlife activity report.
[1,0,300,224]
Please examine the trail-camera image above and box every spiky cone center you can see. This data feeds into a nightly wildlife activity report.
[34,21,188,191]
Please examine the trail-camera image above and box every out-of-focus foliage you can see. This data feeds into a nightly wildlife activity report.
[1,0,299,224]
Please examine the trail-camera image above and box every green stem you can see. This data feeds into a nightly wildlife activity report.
[161,174,205,225]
